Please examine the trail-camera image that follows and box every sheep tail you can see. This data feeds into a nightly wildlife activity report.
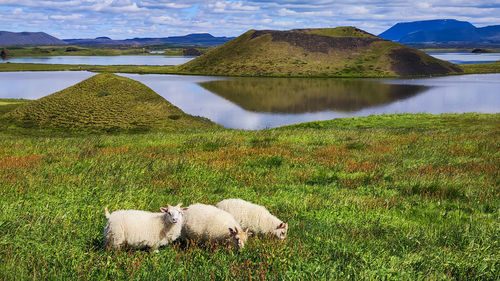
[104,206,111,219]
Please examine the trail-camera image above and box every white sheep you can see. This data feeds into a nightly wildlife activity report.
[181,203,250,249]
[104,203,187,251]
[216,198,288,240]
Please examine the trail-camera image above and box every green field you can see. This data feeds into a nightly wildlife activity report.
[0,110,498,279]
[2,59,500,78]
[2,46,189,57]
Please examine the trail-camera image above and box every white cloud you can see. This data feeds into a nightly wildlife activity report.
[0,0,498,38]
[150,15,182,25]
[50,14,84,20]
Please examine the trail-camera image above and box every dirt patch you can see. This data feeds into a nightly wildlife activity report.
[389,48,463,76]
[250,30,383,54]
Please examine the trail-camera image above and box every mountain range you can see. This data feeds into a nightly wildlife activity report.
[379,19,500,47]
[0,31,233,47]
[63,33,234,46]
[0,31,67,46]
[2,19,499,48]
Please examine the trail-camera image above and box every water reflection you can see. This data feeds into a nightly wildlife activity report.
[1,71,498,130]
[199,78,429,113]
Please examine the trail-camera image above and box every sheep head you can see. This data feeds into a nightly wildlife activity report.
[160,203,188,224]
[274,222,288,240]
[228,226,250,250]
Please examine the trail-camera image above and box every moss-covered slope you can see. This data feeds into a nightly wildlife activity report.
[179,27,463,77]
[2,73,214,132]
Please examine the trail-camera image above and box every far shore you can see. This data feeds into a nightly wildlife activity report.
[0,61,499,78]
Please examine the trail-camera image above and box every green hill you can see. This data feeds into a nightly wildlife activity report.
[179,27,463,77]
[2,73,214,132]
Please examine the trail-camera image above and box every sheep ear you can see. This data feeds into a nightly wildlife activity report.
[182,207,189,211]
[277,223,284,229]
[176,203,182,207]
[228,227,236,235]
[160,207,168,213]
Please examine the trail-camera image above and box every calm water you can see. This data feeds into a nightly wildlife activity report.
[426,52,500,64]
[0,55,195,65]
[0,71,95,99]
[1,72,499,130]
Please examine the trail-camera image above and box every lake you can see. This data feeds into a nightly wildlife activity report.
[1,71,498,130]
[426,52,500,64]
[0,55,195,65]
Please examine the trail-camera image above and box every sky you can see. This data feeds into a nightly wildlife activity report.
[0,0,499,39]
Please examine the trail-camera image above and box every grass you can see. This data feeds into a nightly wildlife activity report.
[0,113,498,280]
[306,27,377,38]
[0,63,180,74]
[2,46,189,57]
[1,73,215,133]
[0,99,31,116]
[462,61,500,74]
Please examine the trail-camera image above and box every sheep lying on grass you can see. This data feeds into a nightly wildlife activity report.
[182,203,251,250]
[216,198,288,240]
[104,203,187,252]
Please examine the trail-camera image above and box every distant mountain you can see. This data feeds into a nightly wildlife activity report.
[379,19,475,41]
[379,19,500,47]
[0,31,67,46]
[64,33,234,47]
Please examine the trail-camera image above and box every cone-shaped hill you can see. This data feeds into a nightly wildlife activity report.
[179,27,463,77]
[3,73,214,132]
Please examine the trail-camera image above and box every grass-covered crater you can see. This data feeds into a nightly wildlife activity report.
[1,73,215,132]
[180,27,463,77]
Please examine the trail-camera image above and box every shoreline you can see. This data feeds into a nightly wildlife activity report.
[0,61,499,78]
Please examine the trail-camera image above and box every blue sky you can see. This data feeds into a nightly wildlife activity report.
[0,0,499,39]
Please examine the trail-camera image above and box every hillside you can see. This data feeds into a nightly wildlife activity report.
[2,73,214,132]
[0,31,67,46]
[179,27,463,77]
[379,20,500,47]
[199,78,428,112]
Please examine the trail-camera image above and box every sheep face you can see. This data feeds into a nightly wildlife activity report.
[273,222,288,240]
[228,227,250,250]
[160,203,188,224]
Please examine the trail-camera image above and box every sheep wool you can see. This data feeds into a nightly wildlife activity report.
[104,203,185,251]
[182,203,249,249]
[216,198,288,240]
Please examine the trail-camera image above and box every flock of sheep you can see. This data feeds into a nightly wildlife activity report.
[104,198,289,251]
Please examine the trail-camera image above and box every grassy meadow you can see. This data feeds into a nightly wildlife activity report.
[2,46,187,57]
[0,111,498,280]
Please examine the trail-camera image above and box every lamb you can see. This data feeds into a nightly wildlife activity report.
[216,198,288,240]
[181,203,250,249]
[104,203,187,251]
